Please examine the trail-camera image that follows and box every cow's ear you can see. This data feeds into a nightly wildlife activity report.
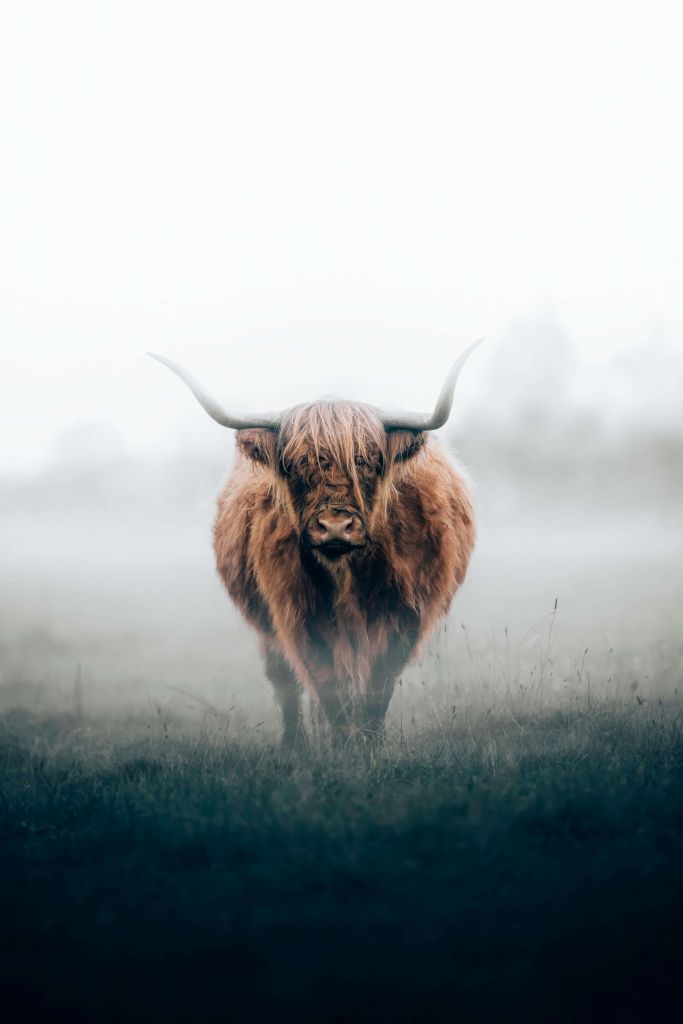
[388,430,427,464]
[236,429,276,467]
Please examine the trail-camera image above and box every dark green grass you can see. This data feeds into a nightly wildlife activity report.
[1,700,682,1022]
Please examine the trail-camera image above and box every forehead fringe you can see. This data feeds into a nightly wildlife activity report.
[278,402,386,469]
[278,402,387,510]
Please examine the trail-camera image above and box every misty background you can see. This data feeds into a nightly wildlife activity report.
[1,2,682,726]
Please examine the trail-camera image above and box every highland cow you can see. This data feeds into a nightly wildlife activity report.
[151,342,481,746]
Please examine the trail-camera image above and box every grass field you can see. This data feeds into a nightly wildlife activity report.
[1,691,681,1022]
[2,477,682,1020]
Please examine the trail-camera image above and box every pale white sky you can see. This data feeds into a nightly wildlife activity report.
[1,1,682,472]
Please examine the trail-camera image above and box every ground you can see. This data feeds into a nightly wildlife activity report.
[1,697,681,1022]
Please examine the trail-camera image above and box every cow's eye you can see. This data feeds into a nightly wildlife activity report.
[299,456,309,469]
[354,455,366,468]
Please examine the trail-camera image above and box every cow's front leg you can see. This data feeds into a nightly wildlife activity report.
[316,679,355,747]
[361,673,397,739]
[263,646,307,751]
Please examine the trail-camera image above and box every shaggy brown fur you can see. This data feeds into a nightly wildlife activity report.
[213,400,475,745]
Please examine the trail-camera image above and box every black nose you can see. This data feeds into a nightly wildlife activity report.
[316,513,354,542]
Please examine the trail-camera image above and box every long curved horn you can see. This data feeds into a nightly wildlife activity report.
[148,352,281,430]
[381,338,484,432]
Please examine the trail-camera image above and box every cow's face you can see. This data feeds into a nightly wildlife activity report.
[237,402,425,562]
[281,439,381,561]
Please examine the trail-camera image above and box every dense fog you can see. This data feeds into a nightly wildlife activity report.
[2,3,682,728]
[3,323,681,727]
